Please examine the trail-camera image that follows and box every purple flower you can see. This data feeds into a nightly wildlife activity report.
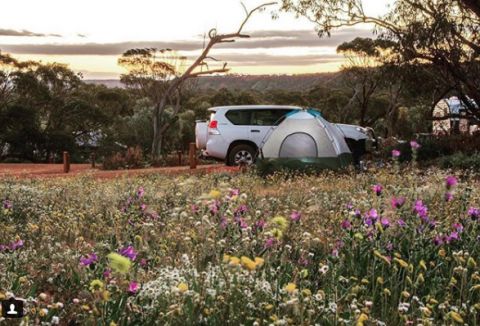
[298,256,309,266]
[191,204,199,214]
[391,196,406,209]
[468,207,480,220]
[136,187,145,198]
[80,253,98,266]
[9,239,23,250]
[444,192,453,202]
[397,219,406,227]
[372,184,383,196]
[414,200,428,218]
[128,281,139,294]
[140,203,147,211]
[140,258,148,267]
[119,245,137,261]
[290,210,301,222]
[238,218,248,229]
[209,201,219,215]
[3,199,12,209]
[453,223,464,233]
[264,237,276,249]
[103,268,112,278]
[447,231,459,243]
[346,202,353,210]
[410,140,421,150]
[368,209,378,219]
[380,217,390,228]
[234,205,248,216]
[392,149,401,158]
[434,235,444,246]
[220,216,228,229]
[340,219,352,230]
[229,188,240,197]
[445,176,457,189]
[254,219,266,231]
[354,209,362,218]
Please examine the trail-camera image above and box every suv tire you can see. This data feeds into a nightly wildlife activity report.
[227,144,257,166]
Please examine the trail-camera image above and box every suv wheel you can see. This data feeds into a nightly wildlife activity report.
[228,144,256,166]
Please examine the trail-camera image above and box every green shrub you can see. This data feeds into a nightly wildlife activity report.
[102,146,144,170]
[439,152,480,170]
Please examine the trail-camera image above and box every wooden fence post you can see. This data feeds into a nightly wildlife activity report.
[177,150,183,166]
[90,151,96,168]
[189,143,197,169]
[63,151,70,173]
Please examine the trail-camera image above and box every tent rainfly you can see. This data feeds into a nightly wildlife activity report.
[257,109,353,172]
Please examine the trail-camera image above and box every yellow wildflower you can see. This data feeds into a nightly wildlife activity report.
[394,257,409,269]
[223,254,231,263]
[271,216,289,231]
[241,256,257,271]
[284,283,297,294]
[272,228,283,239]
[208,190,222,199]
[254,257,265,267]
[468,257,477,269]
[416,273,425,285]
[177,282,188,293]
[449,311,464,323]
[419,260,427,271]
[110,322,118,326]
[438,249,446,257]
[301,289,312,297]
[373,250,391,265]
[107,253,131,274]
[356,313,368,326]
[383,288,391,296]
[376,277,384,285]
[89,279,105,293]
[102,290,111,301]
[229,256,240,267]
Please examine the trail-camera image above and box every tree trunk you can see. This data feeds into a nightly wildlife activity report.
[151,102,164,161]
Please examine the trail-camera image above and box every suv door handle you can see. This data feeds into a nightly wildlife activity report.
[251,129,260,133]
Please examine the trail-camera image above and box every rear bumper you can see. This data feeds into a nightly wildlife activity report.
[205,136,229,160]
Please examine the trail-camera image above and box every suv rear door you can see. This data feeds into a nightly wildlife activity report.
[223,109,253,143]
[249,109,294,146]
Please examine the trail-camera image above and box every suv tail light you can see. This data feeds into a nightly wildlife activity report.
[208,119,220,135]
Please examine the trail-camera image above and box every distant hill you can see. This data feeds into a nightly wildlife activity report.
[85,73,341,92]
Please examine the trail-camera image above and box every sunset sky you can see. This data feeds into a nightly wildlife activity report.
[0,0,390,79]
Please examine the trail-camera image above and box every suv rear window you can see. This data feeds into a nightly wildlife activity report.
[225,109,294,126]
[225,110,251,125]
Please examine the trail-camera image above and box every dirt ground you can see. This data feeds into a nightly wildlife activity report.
[0,163,238,179]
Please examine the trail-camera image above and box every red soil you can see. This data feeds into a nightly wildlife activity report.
[0,163,239,179]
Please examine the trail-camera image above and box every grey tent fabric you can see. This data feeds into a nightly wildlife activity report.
[279,132,318,158]
[257,110,353,173]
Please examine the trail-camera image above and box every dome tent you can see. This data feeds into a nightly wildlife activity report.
[256,109,353,173]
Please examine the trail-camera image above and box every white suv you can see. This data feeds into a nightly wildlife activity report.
[195,105,374,166]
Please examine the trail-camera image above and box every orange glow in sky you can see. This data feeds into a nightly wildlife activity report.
[0,0,389,79]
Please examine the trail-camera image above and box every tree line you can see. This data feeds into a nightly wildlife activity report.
[1,0,479,163]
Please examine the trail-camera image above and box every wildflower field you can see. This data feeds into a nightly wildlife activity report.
[1,165,480,325]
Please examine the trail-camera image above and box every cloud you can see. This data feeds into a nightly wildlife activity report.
[198,53,343,66]
[0,28,373,55]
[0,28,61,37]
